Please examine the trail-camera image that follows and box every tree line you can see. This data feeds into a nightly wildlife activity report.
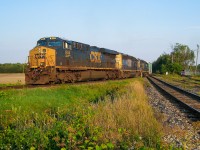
[0,63,26,73]
[152,43,198,74]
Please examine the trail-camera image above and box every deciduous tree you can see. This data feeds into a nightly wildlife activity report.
[152,43,194,74]
[171,43,195,69]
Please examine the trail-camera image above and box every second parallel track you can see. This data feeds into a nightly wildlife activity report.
[148,76,200,120]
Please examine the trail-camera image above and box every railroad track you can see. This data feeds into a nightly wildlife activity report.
[147,76,200,121]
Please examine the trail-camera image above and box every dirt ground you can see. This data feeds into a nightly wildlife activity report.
[0,73,25,84]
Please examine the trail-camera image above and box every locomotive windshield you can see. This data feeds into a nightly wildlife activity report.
[37,40,47,46]
[37,40,62,47]
[48,41,62,47]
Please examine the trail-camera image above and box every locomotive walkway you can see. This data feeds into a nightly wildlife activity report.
[147,76,200,120]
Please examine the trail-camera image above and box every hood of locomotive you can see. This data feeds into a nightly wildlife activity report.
[28,46,56,68]
[25,46,56,84]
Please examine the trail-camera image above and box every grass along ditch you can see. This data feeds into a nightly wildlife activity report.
[0,79,164,149]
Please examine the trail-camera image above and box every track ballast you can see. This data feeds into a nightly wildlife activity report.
[147,76,200,121]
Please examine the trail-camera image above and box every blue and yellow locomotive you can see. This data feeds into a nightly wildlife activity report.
[25,37,149,84]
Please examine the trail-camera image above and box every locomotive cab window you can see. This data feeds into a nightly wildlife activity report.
[37,41,47,46]
[64,42,68,49]
[48,41,62,47]
[64,42,72,50]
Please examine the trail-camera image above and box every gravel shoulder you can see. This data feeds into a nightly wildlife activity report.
[145,79,200,149]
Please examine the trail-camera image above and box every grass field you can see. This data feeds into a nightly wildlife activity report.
[0,73,25,84]
[0,78,165,149]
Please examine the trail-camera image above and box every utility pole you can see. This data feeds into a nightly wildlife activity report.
[171,45,174,63]
[195,44,199,75]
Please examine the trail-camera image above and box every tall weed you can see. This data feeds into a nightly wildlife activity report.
[0,79,164,149]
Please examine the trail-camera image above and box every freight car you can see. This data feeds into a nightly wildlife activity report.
[25,37,149,84]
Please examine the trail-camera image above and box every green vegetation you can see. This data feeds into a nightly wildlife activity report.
[156,74,200,95]
[0,63,26,73]
[0,82,23,87]
[0,79,166,149]
[153,43,195,74]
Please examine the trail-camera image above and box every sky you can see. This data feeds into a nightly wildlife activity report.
[0,0,200,64]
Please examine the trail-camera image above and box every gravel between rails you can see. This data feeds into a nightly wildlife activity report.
[145,79,200,150]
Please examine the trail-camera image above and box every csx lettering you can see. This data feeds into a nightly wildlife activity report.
[35,53,45,59]
[90,52,101,63]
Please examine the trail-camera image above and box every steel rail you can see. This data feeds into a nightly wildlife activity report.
[151,76,200,101]
[147,76,200,120]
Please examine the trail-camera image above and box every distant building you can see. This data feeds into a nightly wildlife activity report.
[181,70,200,76]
